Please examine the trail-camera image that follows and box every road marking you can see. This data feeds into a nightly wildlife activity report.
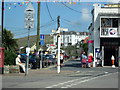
[46,77,88,88]
[46,72,118,88]
[61,72,118,88]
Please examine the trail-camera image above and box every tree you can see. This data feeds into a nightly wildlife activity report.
[3,28,18,65]
[82,43,88,54]
[4,50,17,65]
[3,28,18,51]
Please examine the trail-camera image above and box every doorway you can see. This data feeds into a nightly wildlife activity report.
[104,46,118,66]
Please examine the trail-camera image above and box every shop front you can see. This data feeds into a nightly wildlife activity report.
[100,38,120,67]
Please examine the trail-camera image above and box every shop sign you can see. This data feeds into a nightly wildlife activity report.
[102,4,120,8]
[108,28,117,36]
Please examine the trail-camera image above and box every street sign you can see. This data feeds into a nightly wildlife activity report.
[39,40,44,45]
[24,2,35,29]
[60,28,68,31]
[40,34,44,39]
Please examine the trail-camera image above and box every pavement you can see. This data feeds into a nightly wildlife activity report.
[2,58,119,77]
[2,59,76,76]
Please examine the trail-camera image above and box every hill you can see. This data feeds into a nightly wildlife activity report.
[17,35,53,48]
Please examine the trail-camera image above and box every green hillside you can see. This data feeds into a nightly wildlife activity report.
[17,35,53,48]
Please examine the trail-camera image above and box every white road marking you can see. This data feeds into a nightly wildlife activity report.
[46,72,118,88]
[46,77,88,88]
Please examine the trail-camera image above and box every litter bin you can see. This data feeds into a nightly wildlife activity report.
[0,47,4,74]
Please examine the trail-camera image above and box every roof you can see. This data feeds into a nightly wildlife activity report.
[59,31,89,35]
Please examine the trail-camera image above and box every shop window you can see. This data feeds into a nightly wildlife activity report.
[101,18,111,27]
[112,18,118,27]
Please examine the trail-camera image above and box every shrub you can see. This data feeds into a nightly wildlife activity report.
[4,50,17,65]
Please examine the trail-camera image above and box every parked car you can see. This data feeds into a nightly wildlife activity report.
[64,54,69,59]
[42,54,56,67]
[20,53,37,69]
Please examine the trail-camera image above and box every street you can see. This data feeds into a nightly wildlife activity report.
[2,59,119,89]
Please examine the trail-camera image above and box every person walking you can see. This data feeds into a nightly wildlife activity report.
[81,52,87,68]
[15,55,25,73]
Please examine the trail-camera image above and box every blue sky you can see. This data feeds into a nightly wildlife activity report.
[1,0,118,38]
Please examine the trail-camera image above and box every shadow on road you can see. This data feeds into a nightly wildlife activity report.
[63,59,82,68]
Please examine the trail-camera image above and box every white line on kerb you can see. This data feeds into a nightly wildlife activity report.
[46,72,118,88]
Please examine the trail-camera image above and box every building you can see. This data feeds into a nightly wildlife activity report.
[53,31,89,47]
[88,3,120,67]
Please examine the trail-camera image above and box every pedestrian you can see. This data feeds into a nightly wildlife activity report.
[60,53,64,67]
[81,52,87,68]
[88,53,93,68]
[15,55,25,73]
[34,50,40,69]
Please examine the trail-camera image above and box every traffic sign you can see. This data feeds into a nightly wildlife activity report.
[39,40,44,45]
[24,2,35,29]
[40,34,44,39]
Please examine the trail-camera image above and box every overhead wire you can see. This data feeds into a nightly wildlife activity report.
[13,20,57,37]
[61,18,89,32]
[61,18,81,26]
[61,2,89,14]
[46,2,54,21]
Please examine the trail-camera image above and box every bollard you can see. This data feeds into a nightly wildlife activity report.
[111,55,115,68]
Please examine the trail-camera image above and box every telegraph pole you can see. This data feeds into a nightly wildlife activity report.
[36,1,41,69]
[36,1,40,52]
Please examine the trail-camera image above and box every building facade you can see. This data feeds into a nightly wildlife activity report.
[53,31,89,47]
[88,3,120,67]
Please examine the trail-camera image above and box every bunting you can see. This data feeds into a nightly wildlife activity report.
[3,2,96,10]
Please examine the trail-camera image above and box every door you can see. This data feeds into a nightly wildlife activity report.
[104,46,118,66]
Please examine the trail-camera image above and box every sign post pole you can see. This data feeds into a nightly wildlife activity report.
[24,2,35,76]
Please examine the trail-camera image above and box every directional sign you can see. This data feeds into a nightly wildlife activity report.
[52,28,68,33]
[24,2,35,29]
[60,28,68,31]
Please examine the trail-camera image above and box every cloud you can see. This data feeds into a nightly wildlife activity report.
[80,0,119,3]
[81,8,91,21]
[107,0,119,3]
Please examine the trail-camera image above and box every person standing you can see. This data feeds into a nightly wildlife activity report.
[60,53,64,67]
[88,53,93,68]
[15,55,25,73]
[81,52,87,68]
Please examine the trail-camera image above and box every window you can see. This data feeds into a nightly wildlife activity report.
[112,18,118,27]
[101,18,111,27]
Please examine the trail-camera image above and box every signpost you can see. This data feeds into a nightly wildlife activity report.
[24,2,35,76]
[39,34,44,69]
[52,16,68,74]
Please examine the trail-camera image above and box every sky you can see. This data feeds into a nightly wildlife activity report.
[0,0,119,38]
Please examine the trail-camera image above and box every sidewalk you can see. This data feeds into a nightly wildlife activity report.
[2,66,76,76]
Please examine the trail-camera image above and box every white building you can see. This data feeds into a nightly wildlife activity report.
[88,3,120,67]
[53,31,89,47]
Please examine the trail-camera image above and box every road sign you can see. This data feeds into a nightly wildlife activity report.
[40,34,44,39]
[60,28,68,31]
[24,2,35,29]
[39,40,44,45]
